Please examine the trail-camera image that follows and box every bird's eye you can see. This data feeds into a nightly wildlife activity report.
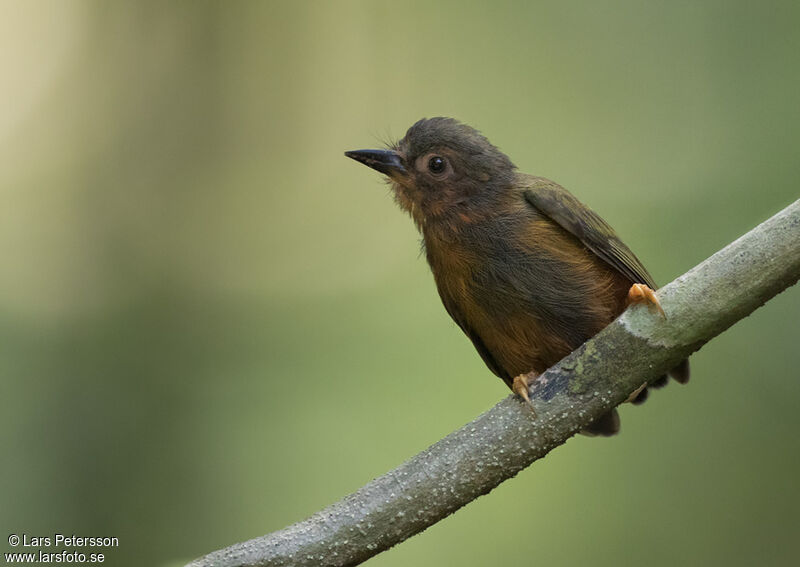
[428,156,446,174]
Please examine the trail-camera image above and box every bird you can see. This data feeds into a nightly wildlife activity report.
[345,117,689,436]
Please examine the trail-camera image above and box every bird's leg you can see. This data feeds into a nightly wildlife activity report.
[512,370,539,414]
[627,283,665,318]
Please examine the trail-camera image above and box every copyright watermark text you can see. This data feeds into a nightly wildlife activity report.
[5,534,118,564]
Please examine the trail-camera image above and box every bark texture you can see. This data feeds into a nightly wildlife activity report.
[187,199,800,567]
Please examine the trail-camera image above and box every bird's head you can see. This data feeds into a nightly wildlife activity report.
[346,117,516,229]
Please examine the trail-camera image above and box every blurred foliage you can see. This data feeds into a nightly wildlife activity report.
[1,1,799,566]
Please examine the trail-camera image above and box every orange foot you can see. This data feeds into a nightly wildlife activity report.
[627,283,666,318]
[512,371,539,416]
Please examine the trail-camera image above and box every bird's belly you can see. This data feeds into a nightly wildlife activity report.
[436,242,628,380]
[427,216,630,381]
[472,307,571,378]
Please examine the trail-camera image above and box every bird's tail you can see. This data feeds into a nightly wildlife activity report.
[582,359,690,436]
[630,358,690,405]
[581,408,621,437]
[668,358,691,384]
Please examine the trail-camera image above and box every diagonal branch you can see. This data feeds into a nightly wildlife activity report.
[187,199,800,567]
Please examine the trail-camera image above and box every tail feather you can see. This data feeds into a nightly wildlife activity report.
[632,358,690,404]
[586,358,690,436]
[650,374,669,388]
[631,386,649,405]
[669,358,691,384]
[581,408,620,437]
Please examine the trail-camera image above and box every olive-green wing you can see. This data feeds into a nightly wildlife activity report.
[435,286,509,382]
[522,176,656,288]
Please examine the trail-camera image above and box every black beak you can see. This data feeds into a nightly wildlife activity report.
[345,149,407,177]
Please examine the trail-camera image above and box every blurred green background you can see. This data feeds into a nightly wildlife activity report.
[1,1,799,566]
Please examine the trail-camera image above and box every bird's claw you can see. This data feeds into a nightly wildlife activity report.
[512,372,538,417]
[627,283,666,318]
[625,381,648,403]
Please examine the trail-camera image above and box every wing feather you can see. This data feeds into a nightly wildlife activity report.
[436,286,509,381]
[522,176,656,288]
